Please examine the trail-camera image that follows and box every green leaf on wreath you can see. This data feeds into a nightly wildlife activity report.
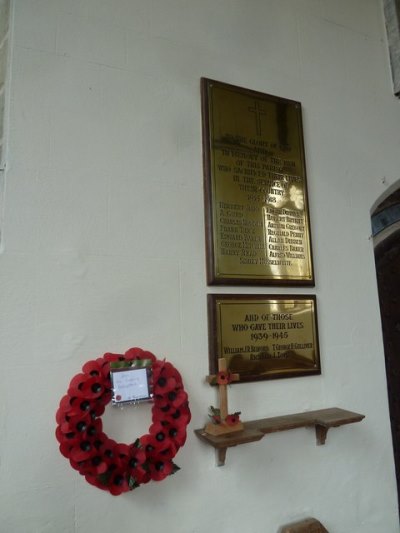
[110,358,152,370]
[128,476,140,490]
[171,462,181,475]
[110,361,132,369]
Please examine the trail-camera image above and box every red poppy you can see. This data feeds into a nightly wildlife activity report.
[59,443,74,459]
[69,436,98,462]
[69,376,106,400]
[127,444,148,484]
[99,389,112,407]
[152,363,182,395]
[139,433,171,459]
[67,396,97,417]
[155,398,183,419]
[58,394,73,411]
[83,418,103,440]
[149,421,167,437]
[161,362,182,382]
[59,413,103,443]
[124,347,156,362]
[149,422,178,454]
[225,412,241,426]
[87,468,129,496]
[158,442,178,460]
[58,415,86,437]
[103,352,121,363]
[56,424,78,444]
[108,469,130,496]
[55,406,69,426]
[85,473,109,491]
[76,431,109,476]
[162,405,191,427]
[70,372,86,384]
[97,438,119,466]
[148,459,173,481]
[84,439,131,490]
[216,371,232,385]
[114,443,130,465]
[153,377,177,396]
[167,389,188,409]
[165,422,187,448]
[151,403,173,423]
[96,357,118,380]
[83,454,108,476]
[82,359,102,376]
[68,373,88,391]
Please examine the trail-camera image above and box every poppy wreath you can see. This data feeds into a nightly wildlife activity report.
[55,347,191,495]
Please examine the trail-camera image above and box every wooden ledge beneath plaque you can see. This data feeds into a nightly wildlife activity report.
[194,407,365,466]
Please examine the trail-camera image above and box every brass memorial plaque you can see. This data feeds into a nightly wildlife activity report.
[202,78,314,285]
[208,295,320,382]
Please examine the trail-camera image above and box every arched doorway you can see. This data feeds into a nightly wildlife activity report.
[372,182,400,511]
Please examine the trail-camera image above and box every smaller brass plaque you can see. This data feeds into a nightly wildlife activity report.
[208,294,320,382]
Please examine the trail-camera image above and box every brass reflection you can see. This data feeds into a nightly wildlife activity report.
[208,295,320,382]
[202,78,314,285]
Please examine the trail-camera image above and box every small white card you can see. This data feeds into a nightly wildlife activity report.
[111,367,151,404]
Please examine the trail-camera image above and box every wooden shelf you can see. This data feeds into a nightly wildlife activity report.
[194,407,365,466]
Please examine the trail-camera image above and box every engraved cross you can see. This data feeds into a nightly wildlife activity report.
[248,100,267,136]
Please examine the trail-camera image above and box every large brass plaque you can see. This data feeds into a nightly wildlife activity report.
[208,294,320,382]
[202,78,314,285]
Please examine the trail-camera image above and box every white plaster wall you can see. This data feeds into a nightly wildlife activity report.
[1,0,400,531]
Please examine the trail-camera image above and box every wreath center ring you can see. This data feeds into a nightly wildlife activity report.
[55,347,191,495]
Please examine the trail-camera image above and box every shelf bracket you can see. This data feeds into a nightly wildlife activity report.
[217,448,227,467]
[315,424,328,445]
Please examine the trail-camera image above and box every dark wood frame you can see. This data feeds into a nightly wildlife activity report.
[201,77,315,286]
[208,293,321,383]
